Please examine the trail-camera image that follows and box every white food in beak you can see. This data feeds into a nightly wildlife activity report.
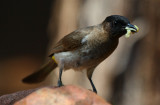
[125,29,132,38]
[125,25,139,38]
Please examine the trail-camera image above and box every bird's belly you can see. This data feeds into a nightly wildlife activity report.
[54,51,100,71]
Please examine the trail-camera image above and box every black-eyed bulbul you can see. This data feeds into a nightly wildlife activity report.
[23,15,139,93]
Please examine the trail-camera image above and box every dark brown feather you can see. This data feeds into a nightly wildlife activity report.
[49,26,94,57]
[22,60,57,83]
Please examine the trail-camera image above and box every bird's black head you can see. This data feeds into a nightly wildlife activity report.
[103,15,138,39]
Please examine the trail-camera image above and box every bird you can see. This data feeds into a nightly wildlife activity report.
[22,15,139,93]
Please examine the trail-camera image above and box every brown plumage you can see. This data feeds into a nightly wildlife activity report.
[22,15,139,93]
[49,26,94,55]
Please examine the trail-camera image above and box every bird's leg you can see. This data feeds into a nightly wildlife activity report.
[87,67,97,93]
[57,60,64,87]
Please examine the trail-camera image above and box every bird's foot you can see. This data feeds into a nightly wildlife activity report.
[93,88,97,94]
[57,80,64,87]
[88,88,97,94]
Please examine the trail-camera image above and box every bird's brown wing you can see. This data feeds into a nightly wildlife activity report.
[49,26,94,57]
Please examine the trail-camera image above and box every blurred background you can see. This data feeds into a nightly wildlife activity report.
[0,0,160,105]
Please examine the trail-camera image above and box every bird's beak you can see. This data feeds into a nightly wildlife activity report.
[125,24,139,38]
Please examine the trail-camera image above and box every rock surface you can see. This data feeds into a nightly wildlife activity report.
[0,88,39,105]
[14,85,110,105]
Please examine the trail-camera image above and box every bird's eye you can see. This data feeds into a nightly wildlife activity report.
[114,21,117,25]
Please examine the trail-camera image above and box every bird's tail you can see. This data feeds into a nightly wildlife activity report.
[22,60,57,84]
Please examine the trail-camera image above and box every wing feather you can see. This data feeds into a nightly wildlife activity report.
[49,26,94,57]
